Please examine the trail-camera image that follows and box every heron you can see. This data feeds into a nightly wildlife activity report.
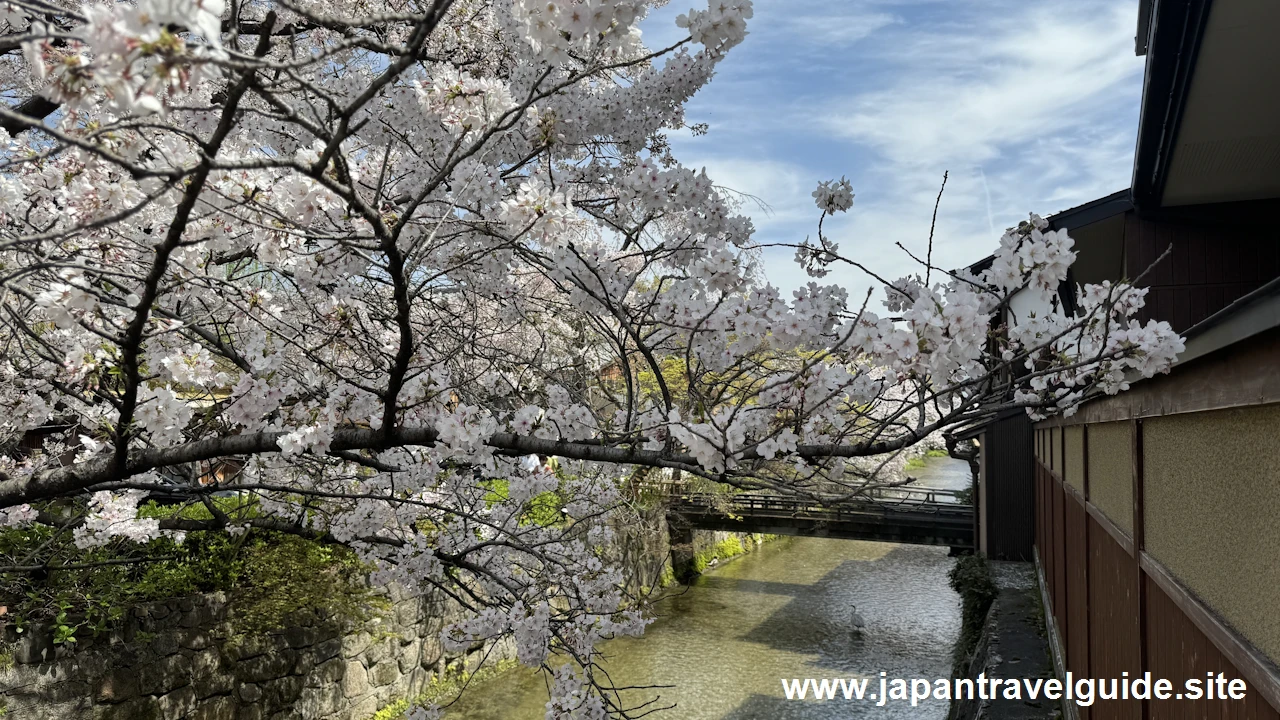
[851,607,867,631]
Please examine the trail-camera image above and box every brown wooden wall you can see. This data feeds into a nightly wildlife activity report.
[1034,424,1280,719]
[981,410,1035,560]
[1123,211,1280,333]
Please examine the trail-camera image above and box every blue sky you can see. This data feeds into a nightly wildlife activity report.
[639,0,1146,298]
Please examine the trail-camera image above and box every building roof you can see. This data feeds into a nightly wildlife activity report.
[1133,0,1280,209]
[1044,190,1132,232]
[1131,0,1214,209]
[962,189,1132,276]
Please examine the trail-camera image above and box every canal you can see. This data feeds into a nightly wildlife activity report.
[446,456,972,719]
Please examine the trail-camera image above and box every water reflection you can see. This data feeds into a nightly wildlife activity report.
[446,458,970,720]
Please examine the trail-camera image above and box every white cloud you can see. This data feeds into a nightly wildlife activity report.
[822,1,1141,169]
[645,0,1146,300]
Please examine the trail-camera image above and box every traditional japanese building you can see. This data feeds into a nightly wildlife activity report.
[968,0,1280,716]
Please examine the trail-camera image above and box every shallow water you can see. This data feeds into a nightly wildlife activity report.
[446,457,971,720]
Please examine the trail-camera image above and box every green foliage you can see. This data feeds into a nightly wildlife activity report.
[690,535,748,575]
[0,514,245,644]
[712,536,744,559]
[367,658,519,720]
[0,496,383,646]
[479,457,586,528]
[481,476,566,528]
[947,554,999,677]
[657,565,677,589]
[227,534,387,641]
[904,448,951,472]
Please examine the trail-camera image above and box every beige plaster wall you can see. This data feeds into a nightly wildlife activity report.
[1144,404,1280,665]
[1086,421,1132,534]
[1051,427,1064,477]
[1064,426,1085,491]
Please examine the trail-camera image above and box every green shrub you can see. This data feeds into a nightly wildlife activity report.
[657,565,676,589]
[227,534,387,641]
[947,554,998,677]
[368,658,518,720]
[712,537,744,559]
[0,497,384,645]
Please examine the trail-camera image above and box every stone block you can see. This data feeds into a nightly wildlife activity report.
[96,668,140,704]
[311,637,342,663]
[282,625,323,649]
[307,657,344,687]
[150,633,181,657]
[139,652,192,696]
[223,635,278,663]
[395,603,419,626]
[369,660,400,688]
[177,629,212,650]
[262,674,304,706]
[341,660,369,698]
[296,683,344,718]
[157,685,198,720]
[397,646,418,675]
[194,666,235,700]
[364,636,395,665]
[238,682,264,703]
[418,638,443,670]
[340,632,372,659]
[293,649,316,676]
[351,695,379,718]
[236,649,295,683]
[101,695,163,720]
[191,695,238,720]
[13,630,55,664]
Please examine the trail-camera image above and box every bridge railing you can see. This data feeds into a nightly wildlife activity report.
[863,485,967,506]
[649,483,968,509]
[669,490,972,522]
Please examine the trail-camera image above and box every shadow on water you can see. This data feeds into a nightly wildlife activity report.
[444,458,970,720]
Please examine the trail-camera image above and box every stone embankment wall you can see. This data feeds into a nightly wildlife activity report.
[0,504,760,720]
[0,583,510,720]
[948,562,1056,720]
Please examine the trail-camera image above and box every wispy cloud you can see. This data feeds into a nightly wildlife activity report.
[822,1,1139,167]
[640,0,1145,299]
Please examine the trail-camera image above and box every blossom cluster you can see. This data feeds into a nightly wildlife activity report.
[72,489,184,549]
[812,176,854,213]
[676,0,754,53]
[512,0,644,62]
[28,0,227,116]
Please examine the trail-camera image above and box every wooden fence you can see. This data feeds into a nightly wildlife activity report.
[1035,421,1280,719]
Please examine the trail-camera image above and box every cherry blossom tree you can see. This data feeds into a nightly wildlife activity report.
[0,0,1182,716]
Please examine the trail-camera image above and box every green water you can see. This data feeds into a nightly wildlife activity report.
[445,458,969,719]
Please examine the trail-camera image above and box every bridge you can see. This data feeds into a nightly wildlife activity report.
[667,486,974,550]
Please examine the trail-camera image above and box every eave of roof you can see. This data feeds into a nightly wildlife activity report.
[1130,0,1214,210]
[963,189,1133,274]
[1136,0,1156,55]
[1045,189,1132,232]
